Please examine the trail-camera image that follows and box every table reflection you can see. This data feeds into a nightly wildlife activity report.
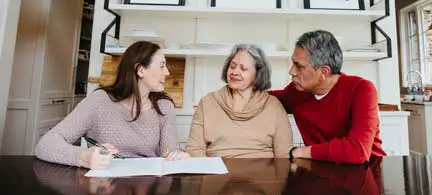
[31,157,388,195]
[284,157,383,195]
[180,158,291,194]
[33,160,174,195]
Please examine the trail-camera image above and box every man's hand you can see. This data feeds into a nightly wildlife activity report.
[292,146,312,159]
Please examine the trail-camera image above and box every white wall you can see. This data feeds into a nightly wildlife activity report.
[87,0,121,93]
[88,0,401,112]
[0,0,21,149]
[375,0,402,107]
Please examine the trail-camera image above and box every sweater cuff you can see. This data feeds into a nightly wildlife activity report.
[73,147,88,167]
[310,143,332,162]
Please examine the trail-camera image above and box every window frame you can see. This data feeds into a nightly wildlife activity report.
[400,0,432,87]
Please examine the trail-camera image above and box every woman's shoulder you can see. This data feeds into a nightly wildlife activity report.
[265,92,286,110]
[156,99,175,114]
[75,89,111,108]
[195,91,219,107]
[85,89,112,103]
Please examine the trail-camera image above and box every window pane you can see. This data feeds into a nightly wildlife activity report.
[410,35,420,61]
[428,56,432,84]
[423,31,432,58]
[421,4,432,84]
[407,58,422,86]
[425,56,432,84]
[409,11,418,36]
[411,58,421,72]
[421,4,432,32]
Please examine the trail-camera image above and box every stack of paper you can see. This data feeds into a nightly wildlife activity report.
[85,157,229,177]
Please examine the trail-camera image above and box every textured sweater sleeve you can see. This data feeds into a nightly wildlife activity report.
[186,99,207,157]
[310,81,379,164]
[268,83,296,114]
[267,89,286,99]
[34,91,102,167]
[272,98,293,158]
[157,100,180,156]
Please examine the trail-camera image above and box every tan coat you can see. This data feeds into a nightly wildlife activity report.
[186,86,293,158]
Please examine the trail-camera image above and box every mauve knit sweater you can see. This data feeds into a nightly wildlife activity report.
[35,90,179,167]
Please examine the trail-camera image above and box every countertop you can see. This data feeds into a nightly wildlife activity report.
[401,100,432,106]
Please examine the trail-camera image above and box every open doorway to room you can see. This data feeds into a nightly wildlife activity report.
[73,0,95,108]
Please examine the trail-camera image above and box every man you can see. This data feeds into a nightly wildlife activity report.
[269,30,386,164]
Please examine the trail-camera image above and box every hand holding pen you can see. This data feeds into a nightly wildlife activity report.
[77,137,123,170]
[84,137,124,159]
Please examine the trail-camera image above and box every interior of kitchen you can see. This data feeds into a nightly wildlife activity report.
[397,0,432,156]
[0,0,431,159]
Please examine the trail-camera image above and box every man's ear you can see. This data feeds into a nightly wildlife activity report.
[321,65,332,77]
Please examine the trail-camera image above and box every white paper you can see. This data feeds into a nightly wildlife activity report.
[85,157,228,177]
[85,158,163,177]
[162,157,229,175]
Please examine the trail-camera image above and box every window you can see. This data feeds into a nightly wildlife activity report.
[401,1,432,87]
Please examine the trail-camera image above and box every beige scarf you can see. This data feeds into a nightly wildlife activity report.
[212,85,270,121]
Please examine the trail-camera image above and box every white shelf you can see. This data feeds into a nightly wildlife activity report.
[109,4,384,21]
[105,47,387,61]
[123,35,165,42]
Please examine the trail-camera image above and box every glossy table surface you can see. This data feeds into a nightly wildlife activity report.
[0,155,430,194]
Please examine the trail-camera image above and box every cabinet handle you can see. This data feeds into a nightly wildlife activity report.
[403,109,418,116]
[51,99,66,104]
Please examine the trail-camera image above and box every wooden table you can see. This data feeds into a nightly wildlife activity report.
[0,156,428,194]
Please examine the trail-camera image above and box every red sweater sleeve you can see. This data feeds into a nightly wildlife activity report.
[310,80,379,164]
[268,89,285,100]
[268,83,296,113]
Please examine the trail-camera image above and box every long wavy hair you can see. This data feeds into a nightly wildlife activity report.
[99,41,173,122]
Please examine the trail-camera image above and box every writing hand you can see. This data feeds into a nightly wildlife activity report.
[78,143,119,170]
[164,150,190,161]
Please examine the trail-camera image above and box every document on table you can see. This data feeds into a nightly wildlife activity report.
[85,157,229,177]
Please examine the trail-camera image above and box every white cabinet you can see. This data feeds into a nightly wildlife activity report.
[176,115,193,151]
[2,0,82,155]
[288,115,304,147]
[402,102,432,155]
[40,0,78,99]
[379,111,410,156]
[175,111,410,156]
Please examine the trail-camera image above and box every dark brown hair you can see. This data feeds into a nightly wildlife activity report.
[99,41,173,121]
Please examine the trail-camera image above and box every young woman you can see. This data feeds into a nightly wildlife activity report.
[35,41,188,170]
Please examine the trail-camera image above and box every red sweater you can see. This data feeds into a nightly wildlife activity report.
[269,73,386,164]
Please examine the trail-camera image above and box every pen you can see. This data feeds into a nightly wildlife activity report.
[84,137,124,159]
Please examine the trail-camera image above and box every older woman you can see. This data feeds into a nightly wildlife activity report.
[186,44,293,158]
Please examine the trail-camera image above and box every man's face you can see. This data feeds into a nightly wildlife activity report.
[289,47,325,92]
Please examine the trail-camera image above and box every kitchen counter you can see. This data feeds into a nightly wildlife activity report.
[401,100,432,106]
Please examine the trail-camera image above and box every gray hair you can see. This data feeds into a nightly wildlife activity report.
[221,44,271,91]
[295,30,343,74]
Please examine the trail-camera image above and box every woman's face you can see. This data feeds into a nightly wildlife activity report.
[226,50,257,91]
[137,49,170,92]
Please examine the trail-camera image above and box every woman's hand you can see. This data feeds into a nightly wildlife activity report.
[164,150,190,161]
[78,143,119,170]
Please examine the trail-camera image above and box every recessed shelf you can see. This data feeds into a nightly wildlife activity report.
[105,47,386,61]
[109,4,385,21]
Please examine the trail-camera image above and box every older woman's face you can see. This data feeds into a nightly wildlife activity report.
[226,50,257,91]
